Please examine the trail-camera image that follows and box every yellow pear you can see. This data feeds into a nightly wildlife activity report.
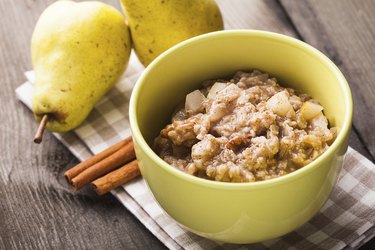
[31,0,131,138]
[120,0,223,66]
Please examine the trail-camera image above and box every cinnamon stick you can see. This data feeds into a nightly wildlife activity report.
[92,160,140,195]
[71,140,136,190]
[64,136,132,184]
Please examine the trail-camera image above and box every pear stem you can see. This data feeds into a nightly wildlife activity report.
[33,114,48,144]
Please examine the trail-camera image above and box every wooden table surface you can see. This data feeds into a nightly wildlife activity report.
[1,0,374,249]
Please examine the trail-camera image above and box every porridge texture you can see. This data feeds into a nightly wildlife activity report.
[154,70,337,182]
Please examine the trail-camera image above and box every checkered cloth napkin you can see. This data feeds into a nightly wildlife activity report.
[16,53,375,249]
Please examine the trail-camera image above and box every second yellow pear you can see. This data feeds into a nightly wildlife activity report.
[120,0,224,66]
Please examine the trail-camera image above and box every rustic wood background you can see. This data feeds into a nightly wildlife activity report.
[1,0,374,249]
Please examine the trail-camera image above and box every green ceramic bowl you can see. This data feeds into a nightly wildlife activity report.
[129,30,353,243]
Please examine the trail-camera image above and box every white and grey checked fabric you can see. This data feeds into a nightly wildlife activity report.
[16,53,375,250]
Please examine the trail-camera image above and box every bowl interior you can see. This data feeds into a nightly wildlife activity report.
[133,30,351,154]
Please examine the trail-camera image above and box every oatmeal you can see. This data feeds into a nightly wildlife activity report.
[154,70,337,182]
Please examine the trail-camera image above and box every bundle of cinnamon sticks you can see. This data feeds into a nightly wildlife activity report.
[64,136,141,195]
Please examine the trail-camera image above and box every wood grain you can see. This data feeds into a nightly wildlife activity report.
[0,0,373,249]
[218,0,296,37]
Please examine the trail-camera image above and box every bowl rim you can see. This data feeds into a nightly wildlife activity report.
[129,29,353,190]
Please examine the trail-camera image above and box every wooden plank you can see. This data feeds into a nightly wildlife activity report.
[279,0,375,161]
[349,127,375,161]
[218,0,297,37]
